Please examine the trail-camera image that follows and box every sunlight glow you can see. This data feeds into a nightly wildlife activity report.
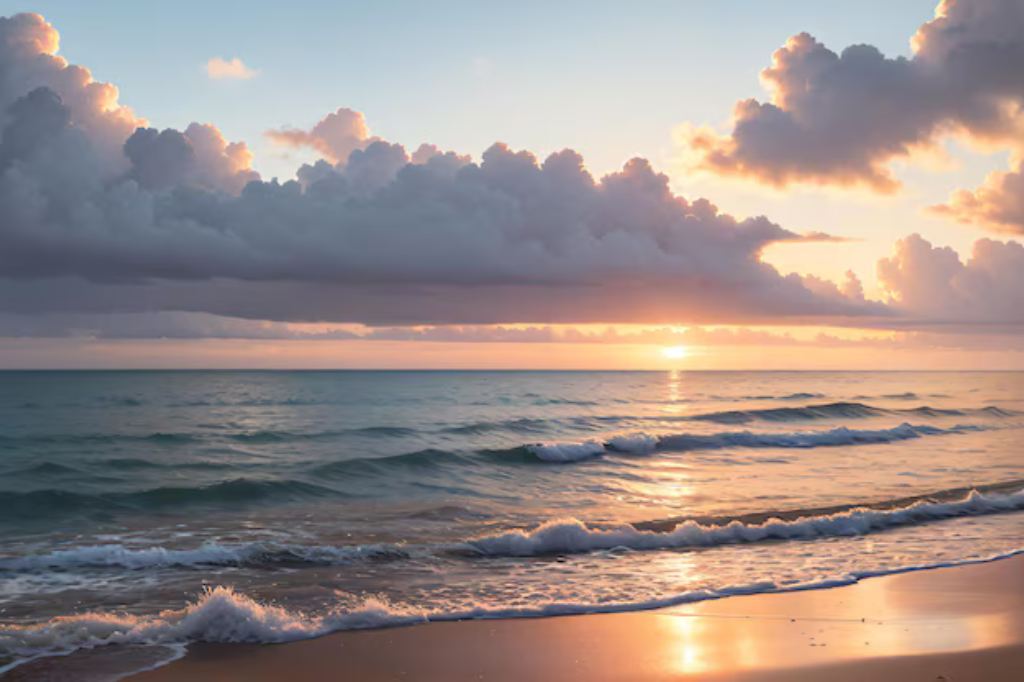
[662,346,690,360]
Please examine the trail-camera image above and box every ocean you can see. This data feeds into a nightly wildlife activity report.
[1,370,1023,676]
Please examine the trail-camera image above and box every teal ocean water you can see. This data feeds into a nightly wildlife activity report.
[1,371,1023,675]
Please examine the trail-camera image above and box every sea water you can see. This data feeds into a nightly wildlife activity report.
[1,370,1022,674]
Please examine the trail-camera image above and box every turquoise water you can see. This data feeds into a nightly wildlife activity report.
[1,371,1023,674]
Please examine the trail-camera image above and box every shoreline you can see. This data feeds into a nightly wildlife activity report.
[109,551,1024,681]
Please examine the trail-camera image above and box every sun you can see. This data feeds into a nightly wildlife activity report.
[661,346,689,360]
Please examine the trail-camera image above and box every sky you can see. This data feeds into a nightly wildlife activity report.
[1,0,1024,369]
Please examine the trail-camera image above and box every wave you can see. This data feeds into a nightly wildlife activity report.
[231,425,427,442]
[0,479,343,520]
[688,401,884,424]
[0,541,412,571]
[526,423,986,462]
[308,449,472,478]
[438,418,552,435]
[684,401,1016,425]
[0,432,199,446]
[8,481,1022,573]
[4,550,1024,673]
[5,462,84,477]
[1,402,1007,453]
[466,487,1024,556]
[235,418,556,442]
[721,392,826,402]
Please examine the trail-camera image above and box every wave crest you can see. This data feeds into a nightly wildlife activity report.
[526,423,987,462]
[466,488,1024,557]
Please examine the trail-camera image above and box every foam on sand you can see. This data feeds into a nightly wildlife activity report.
[5,550,1024,676]
[0,586,427,670]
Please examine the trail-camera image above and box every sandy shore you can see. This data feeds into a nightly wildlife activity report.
[115,553,1024,681]
[4,552,1018,680]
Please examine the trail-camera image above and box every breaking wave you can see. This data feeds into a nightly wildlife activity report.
[466,487,1024,556]
[5,483,1022,573]
[4,549,1024,673]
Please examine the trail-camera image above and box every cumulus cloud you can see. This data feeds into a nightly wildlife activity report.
[877,233,1024,324]
[929,155,1024,232]
[266,107,374,163]
[0,13,145,176]
[684,0,1024,193]
[206,57,256,80]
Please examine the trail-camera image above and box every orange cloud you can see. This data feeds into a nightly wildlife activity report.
[928,155,1024,233]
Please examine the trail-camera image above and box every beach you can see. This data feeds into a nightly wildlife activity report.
[116,552,1024,681]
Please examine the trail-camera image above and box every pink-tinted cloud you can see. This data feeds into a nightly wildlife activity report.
[929,156,1024,233]
[206,57,256,80]
[877,233,1024,324]
[266,108,373,163]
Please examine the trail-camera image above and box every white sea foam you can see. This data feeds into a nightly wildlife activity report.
[526,423,986,462]
[606,433,659,454]
[0,586,427,664]
[526,440,606,462]
[4,549,1024,674]
[466,488,1024,556]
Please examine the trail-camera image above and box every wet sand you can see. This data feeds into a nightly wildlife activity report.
[120,553,1024,681]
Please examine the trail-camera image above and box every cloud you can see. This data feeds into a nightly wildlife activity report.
[683,0,1024,193]
[4,311,1022,353]
[0,13,145,176]
[928,155,1024,233]
[26,9,1024,343]
[206,57,256,80]
[877,233,1024,324]
[266,108,373,163]
[0,110,875,321]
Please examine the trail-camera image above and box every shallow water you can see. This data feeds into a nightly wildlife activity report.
[1,370,1022,673]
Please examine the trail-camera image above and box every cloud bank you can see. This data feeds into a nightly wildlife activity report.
[684,0,1024,205]
[0,10,1020,341]
[0,13,892,330]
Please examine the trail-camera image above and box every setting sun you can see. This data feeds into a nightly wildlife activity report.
[662,346,689,360]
